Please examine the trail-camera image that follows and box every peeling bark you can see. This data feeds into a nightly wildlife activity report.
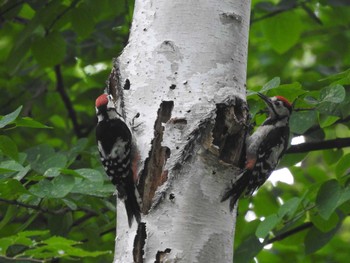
[110,0,251,262]
[139,101,173,213]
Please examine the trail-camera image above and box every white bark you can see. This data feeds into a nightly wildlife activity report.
[112,0,251,262]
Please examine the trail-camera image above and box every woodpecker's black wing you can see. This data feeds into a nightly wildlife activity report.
[96,118,141,226]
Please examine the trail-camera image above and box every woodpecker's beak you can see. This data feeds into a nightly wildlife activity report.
[257,93,273,109]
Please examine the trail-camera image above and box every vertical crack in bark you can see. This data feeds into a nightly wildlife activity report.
[133,222,147,263]
[212,97,249,166]
[139,101,174,213]
[155,248,171,263]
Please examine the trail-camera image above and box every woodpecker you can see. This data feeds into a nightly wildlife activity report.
[221,93,292,210]
[95,93,141,226]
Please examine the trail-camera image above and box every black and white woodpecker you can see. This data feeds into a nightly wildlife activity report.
[221,93,292,210]
[95,93,141,226]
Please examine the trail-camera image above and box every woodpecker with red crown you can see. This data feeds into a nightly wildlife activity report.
[95,93,141,226]
[221,93,292,210]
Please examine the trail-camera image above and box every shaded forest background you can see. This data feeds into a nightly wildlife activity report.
[0,0,350,262]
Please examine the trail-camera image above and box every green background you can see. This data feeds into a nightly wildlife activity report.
[1,0,350,262]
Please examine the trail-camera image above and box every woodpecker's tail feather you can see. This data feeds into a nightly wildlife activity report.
[124,184,141,227]
[221,170,251,211]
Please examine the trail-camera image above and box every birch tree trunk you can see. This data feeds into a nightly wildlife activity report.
[109,0,251,262]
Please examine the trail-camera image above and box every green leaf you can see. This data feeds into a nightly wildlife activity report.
[44,167,61,178]
[316,179,342,220]
[234,235,264,263]
[279,152,308,167]
[71,3,95,39]
[24,236,110,258]
[62,198,77,210]
[260,77,280,92]
[71,178,114,197]
[48,175,76,198]
[256,214,280,239]
[0,230,49,256]
[338,186,350,205]
[319,84,346,103]
[323,149,343,166]
[304,224,340,254]
[267,82,305,102]
[31,31,66,67]
[304,95,319,105]
[35,153,67,174]
[0,135,18,160]
[29,175,75,198]
[0,106,22,128]
[0,160,25,175]
[320,68,350,82]
[0,179,28,199]
[335,153,350,178]
[311,212,339,233]
[278,197,301,219]
[0,206,18,230]
[48,213,73,236]
[289,110,317,134]
[319,115,340,128]
[6,41,30,75]
[16,117,52,129]
[316,85,346,117]
[14,164,31,181]
[26,144,55,162]
[66,138,88,164]
[75,168,104,182]
[261,11,302,54]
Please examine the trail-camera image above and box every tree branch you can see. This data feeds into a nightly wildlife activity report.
[46,0,80,34]
[0,1,25,17]
[0,197,70,215]
[71,208,110,227]
[287,137,350,154]
[266,222,313,244]
[81,227,115,243]
[54,65,82,138]
[0,255,44,263]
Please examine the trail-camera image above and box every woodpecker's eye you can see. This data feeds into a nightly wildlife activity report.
[274,101,280,106]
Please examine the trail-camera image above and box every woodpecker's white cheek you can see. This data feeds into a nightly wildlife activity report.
[97,114,104,122]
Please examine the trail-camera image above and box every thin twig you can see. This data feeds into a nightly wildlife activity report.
[266,222,313,244]
[0,0,25,17]
[71,208,110,227]
[251,9,288,24]
[54,65,82,137]
[0,255,45,263]
[0,197,69,215]
[81,227,115,243]
[45,0,80,34]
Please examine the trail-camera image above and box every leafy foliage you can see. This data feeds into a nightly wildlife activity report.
[0,0,133,262]
[1,0,350,262]
[235,0,350,262]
